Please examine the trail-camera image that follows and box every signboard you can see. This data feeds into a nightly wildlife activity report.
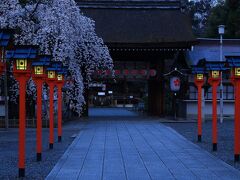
[170,77,181,92]
[98,92,105,96]
[93,69,157,79]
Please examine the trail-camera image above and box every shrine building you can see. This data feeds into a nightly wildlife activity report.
[77,0,196,116]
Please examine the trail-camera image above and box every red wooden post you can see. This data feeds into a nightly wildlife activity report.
[231,77,240,162]
[57,83,63,142]
[35,80,43,160]
[32,55,51,158]
[197,85,202,141]
[197,84,204,141]
[229,72,240,161]
[16,76,29,177]
[46,64,60,149]
[208,78,220,151]
[194,74,205,142]
[11,45,38,178]
[226,58,240,162]
[212,82,218,151]
[48,82,55,149]
[235,80,240,161]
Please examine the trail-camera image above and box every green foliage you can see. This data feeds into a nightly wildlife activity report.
[186,0,214,37]
[206,0,240,38]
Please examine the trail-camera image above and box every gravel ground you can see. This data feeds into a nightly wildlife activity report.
[165,120,240,171]
[1,117,239,179]
[0,120,85,180]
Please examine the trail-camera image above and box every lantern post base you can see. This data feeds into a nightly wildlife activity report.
[19,168,25,177]
[58,136,62,142]
[36,153,42,161]
[197,135,202,142]
[49,143,53,149]
[213,143,217,151]
[235,154,240,162]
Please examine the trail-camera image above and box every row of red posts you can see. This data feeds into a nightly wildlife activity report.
[193,57,240,162]
[0,29,67,177]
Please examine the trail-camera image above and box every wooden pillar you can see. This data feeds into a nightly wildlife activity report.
[82,84,89,117]
[148,79,164,116]
[148,57,164,116]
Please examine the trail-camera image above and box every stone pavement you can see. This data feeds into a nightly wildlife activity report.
[46,120,240,180]
[89,107,138,117]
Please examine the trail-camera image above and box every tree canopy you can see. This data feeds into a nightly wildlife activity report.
[187,0,240,38]
[206,0,240,38]
[0,0,113,114]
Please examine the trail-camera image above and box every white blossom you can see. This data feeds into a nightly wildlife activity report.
[0,0,113,115]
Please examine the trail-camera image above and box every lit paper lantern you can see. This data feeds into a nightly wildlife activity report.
[105,69,111,76]
[123,69,129,75]
[115,70,121,75]
[131,70,138,75]
[149,69,157,77]
[170,77,181,92]
[140,69,147,76]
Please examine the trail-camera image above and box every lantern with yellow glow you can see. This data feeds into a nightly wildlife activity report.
[34,66,44,75]
[46,68,57,81]
[196,74,204,80]
[16,59,28,70]
[47,61,64,82]
[192,66,205,83]
[211,70,220,79]
[7,45,38,75]
[235,68,240,77]
[6,45,38,178]
[57,74,63,81]
[32,55,51,79]
[0,29,14,75]
[226,56,240,79]
[56,67,67,84]
[205,62,226,80]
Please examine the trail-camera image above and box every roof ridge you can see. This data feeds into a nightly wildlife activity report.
[77,0,182,9]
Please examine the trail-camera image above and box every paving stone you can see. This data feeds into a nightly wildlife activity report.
[46,113,240,180]
[103,172,126,180]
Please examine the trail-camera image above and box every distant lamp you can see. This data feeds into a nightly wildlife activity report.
[196,74,203,80]
[212,70,220,78]
[235,68,240,77]
[218,25,225,124]
[57,74,63,81]
[34,66,44,75]
[218,25,225,35]
[48,70,55,79]
[16,59,28,70]
[32,55,51,78]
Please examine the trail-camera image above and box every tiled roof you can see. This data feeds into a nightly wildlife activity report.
[79,6,195,44]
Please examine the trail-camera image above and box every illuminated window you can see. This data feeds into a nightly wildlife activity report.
[235,68,240,76]
[196,74,203,80]
[34,66,44,75]
[57,74,63,81]
[48,71,55,79]
[212,71,219,78]
[16,59,27,70]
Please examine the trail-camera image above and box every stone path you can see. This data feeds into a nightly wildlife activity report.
[88,107,138,117]
[46,120,240,180]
